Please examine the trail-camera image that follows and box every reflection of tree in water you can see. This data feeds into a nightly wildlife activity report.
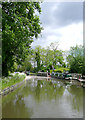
[32,80,65,103]
[0,96,2,119]
[20,79,65,103]
[2,92,33,118]
[2,79,65,118]
[34,80,41,102]
[67,85,83,112]
[15,93,33,118]
[83,90,85,118]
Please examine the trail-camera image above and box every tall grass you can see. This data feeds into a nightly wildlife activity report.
[2,73,26,90]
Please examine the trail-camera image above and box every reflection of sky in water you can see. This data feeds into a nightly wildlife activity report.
[63,88,70,95]
[40,84,42,88]
[2,78,83,118]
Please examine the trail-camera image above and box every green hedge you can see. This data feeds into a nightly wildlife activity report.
[54,67,70,73]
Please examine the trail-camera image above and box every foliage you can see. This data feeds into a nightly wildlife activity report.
[33,67,37,73]
[41,67,47,72]
[45,42,64,69]
[20,56,33,72]
[66,45,83,74]
[15,43,68,73]
[2,2,42,76]
[0,78,2,90]
[18,61,33,72]
[28,44,65,72]
[82,47,85,75]
[35,46,41,71]
[2,73,26,90]
[54,67,70,73]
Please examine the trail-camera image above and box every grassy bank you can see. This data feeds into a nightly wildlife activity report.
[2,73,26,90]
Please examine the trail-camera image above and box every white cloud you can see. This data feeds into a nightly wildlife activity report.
[31,2,83,51]
[58,22,83,50]
[32,22,83,50]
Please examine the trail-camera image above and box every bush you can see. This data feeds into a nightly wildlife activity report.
[50,70,52,73]
[54,67,69,73]
[41,67,47,72]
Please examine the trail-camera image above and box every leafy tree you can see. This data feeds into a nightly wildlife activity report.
[82,47,85,75]
[66,45,83,74]
[27,44,65,72]
[39,48,46,67]
[22,57,33,72]
[45,43,64,70]
[33,43,64,71]
[2,2,42,76]
[35,46,41,71]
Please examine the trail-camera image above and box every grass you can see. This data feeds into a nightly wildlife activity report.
[29,72,37,75]
[2,73,26,90]
[54,67,70,73]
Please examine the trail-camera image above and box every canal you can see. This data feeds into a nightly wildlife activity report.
[2,77,84,118]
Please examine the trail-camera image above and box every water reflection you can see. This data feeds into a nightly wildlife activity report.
[0,95,2,119]
[2,90,33,118]
[2,78,83,118]
[67,85,83,112]
[83,89,85,119]
[24,79,65,103]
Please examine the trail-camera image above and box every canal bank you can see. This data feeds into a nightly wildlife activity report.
[0,75,51,96]
[1,73,85,96]
[37,72,85,88]
[0,75,32,96]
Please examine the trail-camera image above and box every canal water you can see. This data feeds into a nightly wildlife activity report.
[2,77,84,118]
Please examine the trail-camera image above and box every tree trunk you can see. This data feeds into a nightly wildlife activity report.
[2,61,8,76]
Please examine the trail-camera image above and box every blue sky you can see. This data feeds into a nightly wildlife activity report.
[31,2,83,51]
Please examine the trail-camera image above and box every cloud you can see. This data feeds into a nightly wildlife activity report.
[32,22,83,50]
[31,2,83,51]
[53,2,83,27]
[40,2,83,28]
[58,23,83,50]
[39,2,59,27]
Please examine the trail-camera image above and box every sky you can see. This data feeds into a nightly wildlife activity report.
[31,2,83,51]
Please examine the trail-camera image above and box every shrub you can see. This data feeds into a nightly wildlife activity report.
[54,67,70,73]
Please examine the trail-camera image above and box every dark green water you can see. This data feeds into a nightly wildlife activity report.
[2,77,83,118]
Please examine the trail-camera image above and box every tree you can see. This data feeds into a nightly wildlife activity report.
[45,42,64,70]
[82,46,85,75]
[66,45,83,73]
[22,56,33,72]
[49,42,59,51]
[2,2,42,76]
[29,44,65,72]
[35,46,41,72]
